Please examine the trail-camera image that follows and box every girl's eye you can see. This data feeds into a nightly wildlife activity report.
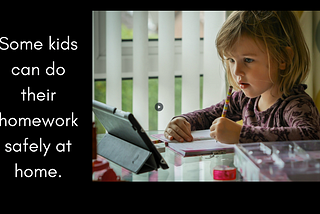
[244,58,254,63]
[227,58,235,63]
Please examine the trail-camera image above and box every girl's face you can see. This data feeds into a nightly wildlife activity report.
[226,34,280,100]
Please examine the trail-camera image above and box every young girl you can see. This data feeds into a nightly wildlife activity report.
[164,11,320,144]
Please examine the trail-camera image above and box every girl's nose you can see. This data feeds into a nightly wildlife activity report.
[233,63,244,77]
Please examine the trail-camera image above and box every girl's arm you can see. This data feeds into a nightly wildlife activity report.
[175,91,244,131]
[239,98,320,143]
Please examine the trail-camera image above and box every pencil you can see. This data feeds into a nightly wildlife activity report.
[221,86,233,118]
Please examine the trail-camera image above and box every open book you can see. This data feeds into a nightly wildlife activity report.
[151,130,234,157]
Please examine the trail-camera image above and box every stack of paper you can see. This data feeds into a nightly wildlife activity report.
[151,130,235,157]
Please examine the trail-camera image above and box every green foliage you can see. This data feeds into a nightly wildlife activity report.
[149,78,158,130]
[175,77,181,116]
[122,79,133,112]
[121,24,158,40]
[94,81,106,134]
[121,24,133,40]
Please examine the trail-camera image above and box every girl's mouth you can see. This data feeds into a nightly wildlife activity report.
[239,82,250,89]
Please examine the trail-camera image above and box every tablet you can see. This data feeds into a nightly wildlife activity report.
[92,100,169,174]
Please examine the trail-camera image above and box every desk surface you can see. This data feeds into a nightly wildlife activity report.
[95,131,242,182]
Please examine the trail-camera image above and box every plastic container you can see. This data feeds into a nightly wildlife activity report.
[92,159,120,181]
[210,154,237,181]
[234,140,320,181]
[213,165,237,180]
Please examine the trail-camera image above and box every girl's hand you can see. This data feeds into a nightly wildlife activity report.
[210,117,242,144]
[164,117,193,142]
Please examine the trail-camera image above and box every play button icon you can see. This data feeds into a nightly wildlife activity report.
[155,103,164,111]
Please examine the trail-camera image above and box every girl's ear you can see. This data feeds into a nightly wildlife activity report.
[279,46,294,70]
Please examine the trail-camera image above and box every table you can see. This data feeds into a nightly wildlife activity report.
[95,131,242,182]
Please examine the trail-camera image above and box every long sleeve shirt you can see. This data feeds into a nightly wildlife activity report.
[176,84,320,143]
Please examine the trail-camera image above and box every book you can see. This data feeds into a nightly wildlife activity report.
[151,130,234,157]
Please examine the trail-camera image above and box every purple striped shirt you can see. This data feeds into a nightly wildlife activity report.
[176,84,320,143]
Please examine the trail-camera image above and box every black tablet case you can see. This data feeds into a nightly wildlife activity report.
[92,100,169,174]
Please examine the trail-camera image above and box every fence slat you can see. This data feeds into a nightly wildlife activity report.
[203,11,226,108]
[133,12,149,129]
[158,11,175,130]
[106,11,122,109]
[181,11,200,114]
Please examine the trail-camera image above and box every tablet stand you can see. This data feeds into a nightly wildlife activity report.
[97,133,158,174]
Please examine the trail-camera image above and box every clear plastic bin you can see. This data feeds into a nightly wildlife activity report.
[234,140,320,181]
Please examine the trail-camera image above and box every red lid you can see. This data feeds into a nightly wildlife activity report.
[92,159,109,172]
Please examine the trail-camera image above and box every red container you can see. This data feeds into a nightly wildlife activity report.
[92,159,120,182]
[213,165,236,181]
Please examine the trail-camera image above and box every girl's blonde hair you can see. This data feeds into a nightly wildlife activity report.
[216,11,310,97]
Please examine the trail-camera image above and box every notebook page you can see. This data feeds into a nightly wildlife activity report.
[151,129,212,143]
[169,139,234,152]
[151,129,234,156]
